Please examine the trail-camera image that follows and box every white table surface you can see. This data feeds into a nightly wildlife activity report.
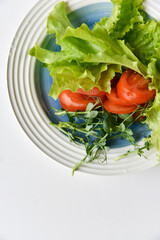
[1,0,160,240]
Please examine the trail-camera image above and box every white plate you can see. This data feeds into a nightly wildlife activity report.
[7,0,159,175]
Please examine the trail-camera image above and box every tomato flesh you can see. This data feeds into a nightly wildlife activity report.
[76,87,106,102]
[117,69,156,104]
[59,90,105,112]
[103,99,137,114]
[106,87,135,106]
[59,70,156,114]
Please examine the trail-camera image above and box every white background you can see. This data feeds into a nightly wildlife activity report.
[1,0,160,240]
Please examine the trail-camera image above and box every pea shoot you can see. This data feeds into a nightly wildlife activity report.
[51,101,152,175]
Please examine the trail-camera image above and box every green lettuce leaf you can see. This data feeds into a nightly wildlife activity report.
[125,19,160,91]
[29,1,159,99]
[125,20,160,66]
[47,1,73,40]
[147,59,160,90]
[48,61,108,99]
[145,93,160,156]
[29,1,149,99]
[29,44,70,64]
[94,0,143,39]
[63,23,147,75]
[146,109,160,156]
[48,64,122,99]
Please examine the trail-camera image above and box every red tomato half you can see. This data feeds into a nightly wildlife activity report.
[117,69,156,104]
[106,87,135,106]
[76,87,106,102]
[59,90,104,112]
[103,99,137,114]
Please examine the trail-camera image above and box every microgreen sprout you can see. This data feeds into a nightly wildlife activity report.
[51,101,152,175]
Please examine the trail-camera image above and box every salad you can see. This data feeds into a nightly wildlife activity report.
[29,0,160,175]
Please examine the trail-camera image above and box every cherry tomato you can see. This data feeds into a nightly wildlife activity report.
[76,87,106,102]
[59,90,104,112]
[117,69,156,104]
[106,87,135,106]
[103,99,137,114]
